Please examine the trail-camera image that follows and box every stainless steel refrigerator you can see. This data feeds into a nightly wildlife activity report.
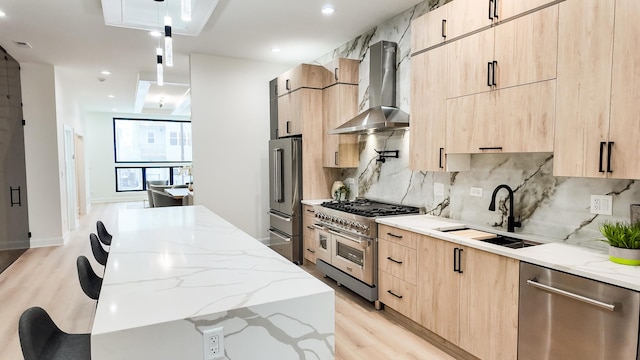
[268,137,302,264]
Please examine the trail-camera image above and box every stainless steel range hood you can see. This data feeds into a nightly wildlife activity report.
[329,41,409,135]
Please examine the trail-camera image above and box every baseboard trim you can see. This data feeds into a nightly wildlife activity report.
[30,236,65,248]
[91,195,146,204]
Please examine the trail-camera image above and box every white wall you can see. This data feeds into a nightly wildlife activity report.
[20,63,65,247]
[190,54,290,239]
[85,111,190,203]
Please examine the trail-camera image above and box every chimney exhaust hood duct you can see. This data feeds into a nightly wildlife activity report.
[329,41,409,135]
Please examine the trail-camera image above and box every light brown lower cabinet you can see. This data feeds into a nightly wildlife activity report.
[302,205,317,264]
[380,229,519,360]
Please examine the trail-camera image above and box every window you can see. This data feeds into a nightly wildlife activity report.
[114,118,192,163]
[115,166,191,192]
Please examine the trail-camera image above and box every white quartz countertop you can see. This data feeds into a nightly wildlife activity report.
[376,215,640,292]
[92,205,333,336]
[301,199,332,206]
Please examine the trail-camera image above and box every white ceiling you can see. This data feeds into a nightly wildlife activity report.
[0,0,422,115]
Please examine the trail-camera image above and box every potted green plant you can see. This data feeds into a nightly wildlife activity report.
[599,221,640,265]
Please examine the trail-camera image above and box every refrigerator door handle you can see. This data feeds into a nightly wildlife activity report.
[273,148,284,203]
[268,229,291,242]
[268,210,292,222]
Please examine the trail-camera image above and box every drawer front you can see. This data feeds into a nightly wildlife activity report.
[378,270,417,320]
[378,225,417,249]
[378,239,417,285]
[302,205,317,263]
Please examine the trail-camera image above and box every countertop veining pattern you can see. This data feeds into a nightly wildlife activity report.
[91,206,334,360]
[377,215,640,292]
[313,0,640,252]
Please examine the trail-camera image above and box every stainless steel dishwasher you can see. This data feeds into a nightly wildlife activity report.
[519,262,640,360]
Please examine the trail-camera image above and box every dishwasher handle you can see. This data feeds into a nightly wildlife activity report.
[527,278,616,312]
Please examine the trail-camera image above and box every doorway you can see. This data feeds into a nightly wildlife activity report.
[74,134,87,216]
[63,125,77,231]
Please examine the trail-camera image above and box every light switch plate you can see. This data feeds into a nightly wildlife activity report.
[434,183,444,197]
[470,187,483,197]
[591,195,613,215]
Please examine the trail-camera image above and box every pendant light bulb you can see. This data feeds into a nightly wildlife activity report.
[164,16,174,67]
[181,0,192,21]
[156,47,164,86]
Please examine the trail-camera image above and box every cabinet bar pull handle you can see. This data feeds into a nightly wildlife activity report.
[494,0,499,19]
[285,79,291,91]
[492,60,498,86]
[387,256,403,264]
[10,186,21,207]
[453,248,458,272]
[286,121,291,134]
[598,142,606,173]
[441,19,447,38]
[334,68,339,81]
[306,209,315,213]
[527,279,615,311]
[387,232,403,239]
[607,142,614,173]
[439,147,444,169]
[457,248,463,273]
[479,146,503,151]
[274,84,278,96]
[488,0,494,19]
[306,225,315,230]
[306,248,316,253]
[487,62,492,87]
[387,290,403,299]
[335,151,339,166]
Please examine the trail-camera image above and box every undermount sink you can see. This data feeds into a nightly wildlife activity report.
[442,228,541,249]
[480,236,541,249]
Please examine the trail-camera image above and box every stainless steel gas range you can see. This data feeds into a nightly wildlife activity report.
[313,199,421,302]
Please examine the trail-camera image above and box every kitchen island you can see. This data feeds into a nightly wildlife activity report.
[91,205,334,360]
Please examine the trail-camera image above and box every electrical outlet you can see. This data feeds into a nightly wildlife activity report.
[203,327,224,360]
[590,195,613,215]
[470,187,483,198]
[434,183,444,197]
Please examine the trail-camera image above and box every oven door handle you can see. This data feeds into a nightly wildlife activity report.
[328,229,369,246]
[268,229,291,242]
[312,224,325,230]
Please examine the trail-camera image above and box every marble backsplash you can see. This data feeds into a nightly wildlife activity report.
[314,0,640,249]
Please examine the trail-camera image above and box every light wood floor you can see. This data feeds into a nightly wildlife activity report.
[0,202,457,360]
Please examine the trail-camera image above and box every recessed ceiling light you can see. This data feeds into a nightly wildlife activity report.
[321,5,334,15]
[271,48,281,53]
[101,70,112,75]
[0,10,6,17]
[150,31,162,37]
[108,95,115,98]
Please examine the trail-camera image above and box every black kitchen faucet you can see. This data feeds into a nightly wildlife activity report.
[488,184,521,232]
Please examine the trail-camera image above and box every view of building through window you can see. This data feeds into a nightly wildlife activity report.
[114,118,192,163]
[113,118,192,192]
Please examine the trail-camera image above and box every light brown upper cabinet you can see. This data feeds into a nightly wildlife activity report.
[555,0,640,179]
[447,5,558,99]
[322,58,359,87]
[276,64,324,96]
[322,58,360,168]
[412,0,558,54]
[409,46,470,171]
[445,6,558,153]
[446,79,555,153]
[412,5,449,52]
[276,64,324,138]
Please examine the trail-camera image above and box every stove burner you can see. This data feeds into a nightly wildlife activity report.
[321,199,420,217]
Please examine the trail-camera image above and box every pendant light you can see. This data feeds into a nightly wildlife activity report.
[156,47,164,86]
[181,0,191,21]
[164,15,173,67]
